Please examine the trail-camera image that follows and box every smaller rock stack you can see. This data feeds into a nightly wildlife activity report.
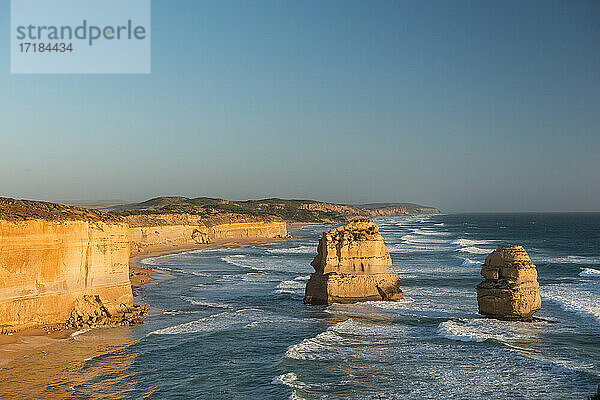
[304,219,403,305]
[476,245,541,321]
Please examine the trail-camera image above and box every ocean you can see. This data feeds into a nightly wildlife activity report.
[1,213,599,399]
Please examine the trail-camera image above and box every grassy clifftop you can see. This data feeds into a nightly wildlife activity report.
[106,197,440,223]
[0,197,123,223]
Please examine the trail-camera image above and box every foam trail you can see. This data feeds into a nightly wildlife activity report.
[182,297,233,309]
[535,255,600,265]
[461,258,482,267]
[220,255,264,271]
[267,246,315,254]
[276,279,305,294]
[542,285,600,323]
[579,268,600,277]
[457,246,492,255]
[148,309,263,335]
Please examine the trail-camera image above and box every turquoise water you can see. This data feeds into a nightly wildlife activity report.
[1,214,599,399]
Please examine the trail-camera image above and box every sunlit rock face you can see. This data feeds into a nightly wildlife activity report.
[476,245,541,321]
[304,219,403,305]
[125,213,288,257]
[0,198,139,332]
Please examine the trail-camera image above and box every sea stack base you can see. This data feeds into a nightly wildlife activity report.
[304,272,403,305]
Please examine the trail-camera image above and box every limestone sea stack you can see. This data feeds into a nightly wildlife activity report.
[476,245,541,321]
[303,219,403,305]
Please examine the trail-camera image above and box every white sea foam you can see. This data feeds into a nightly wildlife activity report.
[276,279,305,294]
[70,329,90,338]
[461,258,482,267]
[162,310,200,316]
[220,255,264,271]
[271,373,309,400]
[182,297,233,309]
[267,246,315,254]
[452,238,495,247]
[189,271,212,277]
[388,242,455,253]
[535,255,600,265]
[542,284,600,323]
[437,318,535,343]
[401,234,451,244]
[363,298,415,309]
[411,228,452,236]
[580,268,600,277]
[271,372,302,387]
[285,319,371,361]
[437,320,488,342]
[148,309,264,336]
[457,246,492,255]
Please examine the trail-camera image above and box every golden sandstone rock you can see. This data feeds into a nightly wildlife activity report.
[0,198,141,332]
[125,213,288,257]
[476,245,541,321]
[304,219,403,304]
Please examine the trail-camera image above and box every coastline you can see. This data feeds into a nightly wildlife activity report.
[128,237,288,290]
[0,236,290,368]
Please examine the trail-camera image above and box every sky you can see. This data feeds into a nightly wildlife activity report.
[0,0,598,212]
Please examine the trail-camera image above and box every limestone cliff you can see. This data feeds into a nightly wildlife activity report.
[0,198,144,332]
[476,245,541,321]
[125,213,288,257]
[304,219,403,304]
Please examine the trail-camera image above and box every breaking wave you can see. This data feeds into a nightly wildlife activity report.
[461,258,483,267]
[542,285,600,323]
[580,268,600,277]
[148,309,264,336]
[220,255,264,271]
[535,255,600,265]
[276,278,306,294]
[437,318,534,343]
[457,246,492,255]
[182,297,233,309]
[285,319,376,361]
[267,246,315,254]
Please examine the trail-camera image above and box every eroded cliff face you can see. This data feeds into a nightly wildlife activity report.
[125,213,288,257]
[476,245,541,321]
[304,219,403,305]
[0,218,139,332]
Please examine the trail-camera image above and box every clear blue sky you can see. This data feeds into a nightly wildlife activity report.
[1,0,598,212]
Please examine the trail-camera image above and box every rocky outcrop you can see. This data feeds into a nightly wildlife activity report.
[0,198,142,333]
[476,245,541,321]
[125,213,287,257]
[64,295,147,329]
[304,219,403,305]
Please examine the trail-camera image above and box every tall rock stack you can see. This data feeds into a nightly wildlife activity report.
[476,245,541,321]
[303,219,403,305]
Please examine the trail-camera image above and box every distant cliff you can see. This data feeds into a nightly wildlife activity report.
[124,213,287,257]
[106,197,441,224]
[0,198,143,332]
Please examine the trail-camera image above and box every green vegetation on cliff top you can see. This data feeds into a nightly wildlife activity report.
[0,197,123,223]
[107,197,440,223]
[0,196,440,224]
